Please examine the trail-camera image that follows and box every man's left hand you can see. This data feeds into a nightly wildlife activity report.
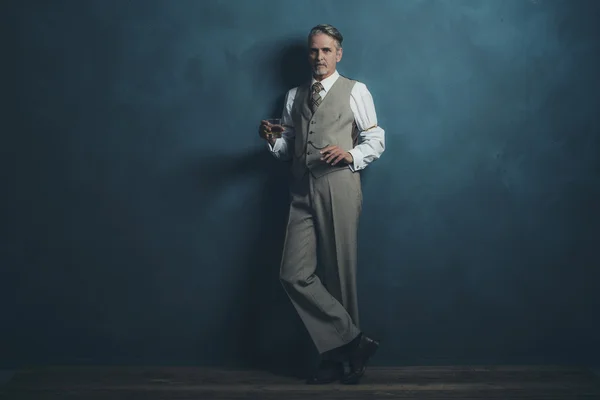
[320,146,353,166]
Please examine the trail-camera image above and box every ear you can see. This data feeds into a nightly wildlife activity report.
[336,47,343,62]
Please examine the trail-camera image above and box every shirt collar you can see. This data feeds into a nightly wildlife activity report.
[311,70,339,92]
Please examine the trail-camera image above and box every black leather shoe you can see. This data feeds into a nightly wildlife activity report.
[305,360,344,384]
[340,333,380,384]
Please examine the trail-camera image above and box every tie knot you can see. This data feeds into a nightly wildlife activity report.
[312,82,324,93]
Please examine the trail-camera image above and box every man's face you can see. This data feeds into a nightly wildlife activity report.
[308,33,342,80]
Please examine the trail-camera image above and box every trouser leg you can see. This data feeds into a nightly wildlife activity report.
[279,171,360,354]
[312,169,362,329]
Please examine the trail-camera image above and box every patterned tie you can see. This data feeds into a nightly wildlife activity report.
[310,81,324,113]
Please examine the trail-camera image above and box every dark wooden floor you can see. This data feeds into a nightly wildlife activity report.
[1,365,599,399]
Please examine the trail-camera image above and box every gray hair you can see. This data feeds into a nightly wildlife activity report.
[308,24,344,49]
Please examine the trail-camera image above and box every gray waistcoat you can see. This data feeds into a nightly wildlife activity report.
[290,75,359,179]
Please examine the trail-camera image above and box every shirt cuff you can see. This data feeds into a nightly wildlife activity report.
[267,138,282,152]
[348,148,365,171]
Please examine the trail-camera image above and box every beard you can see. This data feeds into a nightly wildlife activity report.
[313,64,327,75]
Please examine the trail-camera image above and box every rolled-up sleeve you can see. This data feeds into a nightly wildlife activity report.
[267,88,297,162]
[348,82,385,171]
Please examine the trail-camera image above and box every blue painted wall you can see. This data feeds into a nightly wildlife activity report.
[2,0,599,370]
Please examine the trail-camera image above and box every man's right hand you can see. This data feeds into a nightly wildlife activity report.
[259,120,284,146]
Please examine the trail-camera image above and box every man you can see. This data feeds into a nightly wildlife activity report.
[258,24,385,385]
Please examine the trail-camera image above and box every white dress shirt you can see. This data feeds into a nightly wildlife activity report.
[268,70,385,172]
